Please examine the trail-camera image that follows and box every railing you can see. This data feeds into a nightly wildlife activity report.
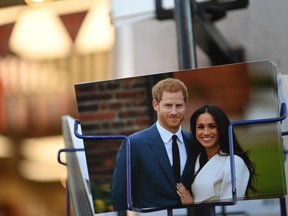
[58,103,288,216]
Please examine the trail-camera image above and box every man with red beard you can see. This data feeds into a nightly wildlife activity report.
[112,78,198,212]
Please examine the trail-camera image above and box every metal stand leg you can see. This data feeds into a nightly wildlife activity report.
[210,206,216,216]
[280,197,287,216]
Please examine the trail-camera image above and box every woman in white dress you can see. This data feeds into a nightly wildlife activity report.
[177,104,256,204]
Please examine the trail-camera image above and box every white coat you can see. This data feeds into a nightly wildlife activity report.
[191,153,250,203]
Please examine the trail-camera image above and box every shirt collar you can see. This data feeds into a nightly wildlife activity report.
[156,121,184,144]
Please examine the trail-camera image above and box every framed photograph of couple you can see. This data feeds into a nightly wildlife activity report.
[73,60,287,213]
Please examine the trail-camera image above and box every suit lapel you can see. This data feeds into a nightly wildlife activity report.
[181,131,195,186]
[147,125,176,188]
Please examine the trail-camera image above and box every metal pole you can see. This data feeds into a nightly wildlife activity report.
[280,197,287,216]
[174,0,197,69]
[210,206,216,216]
[167,208,173,216]
[174,1,216,215]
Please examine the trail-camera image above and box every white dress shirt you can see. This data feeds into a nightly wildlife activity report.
[156,121,188,175]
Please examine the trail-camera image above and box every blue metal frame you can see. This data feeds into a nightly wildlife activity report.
[58,103,287,216]
[57,148,85,166]
[58,120,132,215]
[73,119,132,210]
[228,103,287,204]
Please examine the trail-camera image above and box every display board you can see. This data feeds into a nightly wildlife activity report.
[74,60,286,214]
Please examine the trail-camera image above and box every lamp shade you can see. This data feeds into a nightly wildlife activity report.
[9,7,72,61]
[75,0,115,54]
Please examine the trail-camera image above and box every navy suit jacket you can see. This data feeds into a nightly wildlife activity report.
[112,123,198,211]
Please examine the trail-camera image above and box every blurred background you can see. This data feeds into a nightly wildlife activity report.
[0,0,287,215]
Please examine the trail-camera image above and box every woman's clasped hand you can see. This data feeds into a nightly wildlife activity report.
[176,183,194,205]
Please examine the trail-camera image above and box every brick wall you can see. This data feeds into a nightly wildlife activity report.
[74,75,168,187]
[75,75,160,136]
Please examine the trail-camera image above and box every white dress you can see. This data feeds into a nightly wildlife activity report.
[191,153,250,203]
